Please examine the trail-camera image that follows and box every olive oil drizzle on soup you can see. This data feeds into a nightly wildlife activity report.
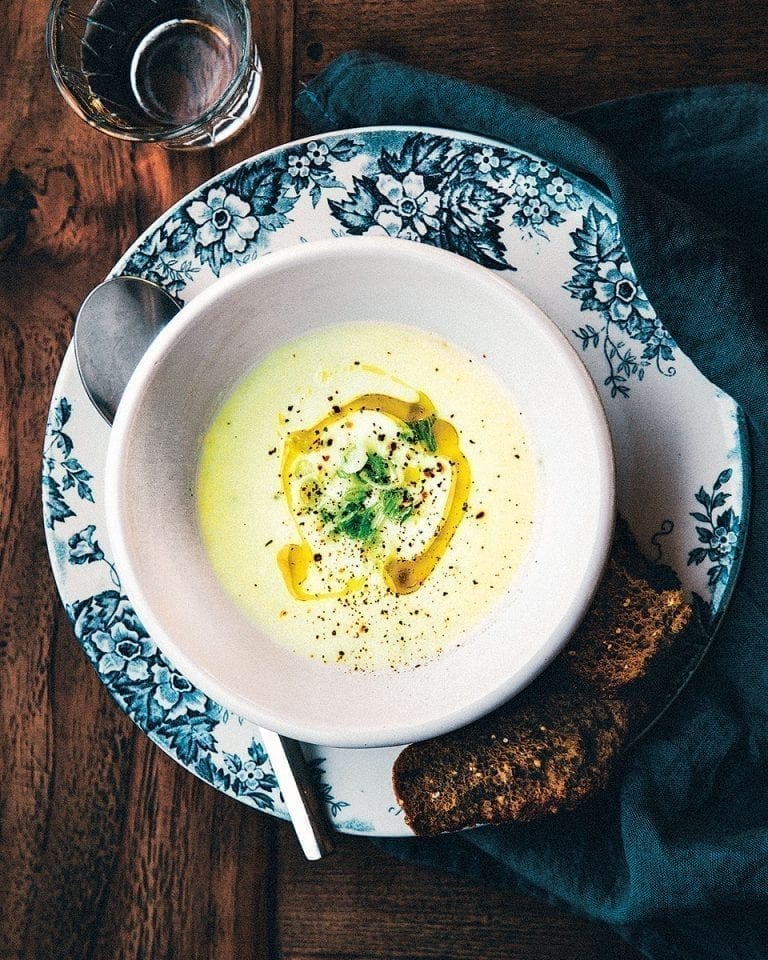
[197,322,535,672]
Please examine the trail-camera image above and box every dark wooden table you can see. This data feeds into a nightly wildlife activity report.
[1,3,764,957]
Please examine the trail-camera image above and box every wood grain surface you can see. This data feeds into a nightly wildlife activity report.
[0,2,762,958]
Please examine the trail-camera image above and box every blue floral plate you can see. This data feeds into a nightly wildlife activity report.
[42,127,749,836]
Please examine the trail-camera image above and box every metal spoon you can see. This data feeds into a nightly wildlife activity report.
[74,274,335,860]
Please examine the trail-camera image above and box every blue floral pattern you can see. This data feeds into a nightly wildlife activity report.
[565,205,677,397]
[284,137,356,207]
[307,757,351,818]
[688,469,741,591]
[510,156,581,234]
[189,187,260,256]
[127,137,364,282]
[326,132,582,268]
[329,134,511,267]
[43,398,94,528]
[42,128,748,837]
[124,219,197,297]
[119,131,585,286]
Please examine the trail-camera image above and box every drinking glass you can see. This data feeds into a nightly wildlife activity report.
[46,0,263,149]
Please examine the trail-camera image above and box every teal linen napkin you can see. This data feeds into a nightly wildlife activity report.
[297,54,768,960]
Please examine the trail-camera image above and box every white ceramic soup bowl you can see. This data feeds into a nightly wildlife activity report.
[105,236,615,748]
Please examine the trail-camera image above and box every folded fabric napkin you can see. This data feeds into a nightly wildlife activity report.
[296,54,768,960]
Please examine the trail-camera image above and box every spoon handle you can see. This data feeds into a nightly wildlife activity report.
[257,727,335,860]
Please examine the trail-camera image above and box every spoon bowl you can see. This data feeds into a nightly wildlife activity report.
[74,276,181,424]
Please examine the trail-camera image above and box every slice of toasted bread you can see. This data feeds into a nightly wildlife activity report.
[392,517,698,835]
[392,688,629,834]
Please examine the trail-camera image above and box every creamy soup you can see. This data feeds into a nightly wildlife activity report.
[197,322,536,672]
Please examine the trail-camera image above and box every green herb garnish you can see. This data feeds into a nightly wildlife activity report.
[380,486,414,524]
[407,415,437,453]
[319,450,418,547]
[359,450,390,485]
[333,499,377,543]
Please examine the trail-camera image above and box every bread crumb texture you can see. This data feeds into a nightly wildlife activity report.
[392,516,705,835]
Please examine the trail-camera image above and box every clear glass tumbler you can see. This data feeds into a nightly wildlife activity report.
[46,0,263,149]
